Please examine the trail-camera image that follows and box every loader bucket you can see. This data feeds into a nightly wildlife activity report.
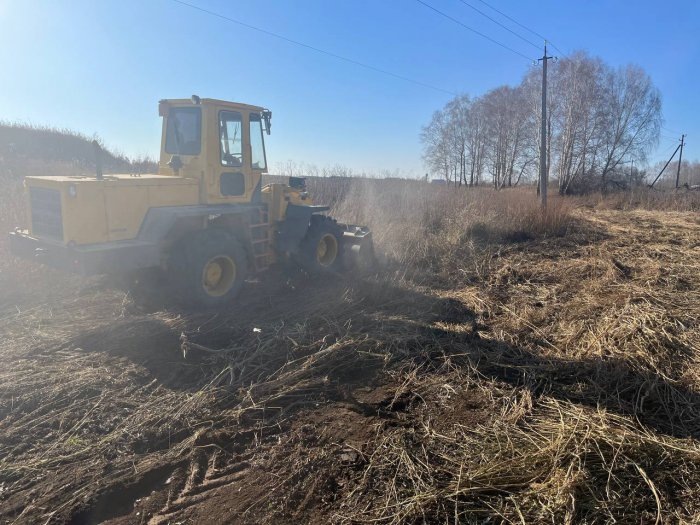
[340,224,375,271]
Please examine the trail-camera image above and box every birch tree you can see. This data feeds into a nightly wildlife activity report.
[598,64,661,191]
[420,52,662,195]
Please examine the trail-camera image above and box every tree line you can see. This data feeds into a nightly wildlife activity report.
[421,51,663,194]
[650,159,700,189]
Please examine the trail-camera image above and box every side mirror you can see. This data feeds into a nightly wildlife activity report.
[261,110,272,135]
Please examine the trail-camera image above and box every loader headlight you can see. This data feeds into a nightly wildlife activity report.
[67,184,77,198]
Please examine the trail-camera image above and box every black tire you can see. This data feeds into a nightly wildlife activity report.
[298,215,344,274]
[170,230,248,308]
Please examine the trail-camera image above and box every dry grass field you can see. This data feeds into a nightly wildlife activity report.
[1,170,700,523]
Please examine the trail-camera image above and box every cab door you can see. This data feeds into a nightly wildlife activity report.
[215,108,249,203]
[247,112,268,200]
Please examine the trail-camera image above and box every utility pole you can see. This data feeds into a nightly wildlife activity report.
[629,159,635,189]
[627,159,635,206]
[675,134,685,188]
[538,42,554,207]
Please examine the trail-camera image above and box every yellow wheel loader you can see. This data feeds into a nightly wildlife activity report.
[9,96,373,307]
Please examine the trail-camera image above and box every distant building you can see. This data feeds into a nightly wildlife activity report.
[430,179,447,185]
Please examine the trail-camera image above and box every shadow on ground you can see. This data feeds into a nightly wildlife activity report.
[68,271,700,441]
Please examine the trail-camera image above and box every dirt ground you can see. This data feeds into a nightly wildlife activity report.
[1,207,700,524]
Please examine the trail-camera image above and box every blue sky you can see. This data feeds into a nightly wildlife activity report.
[1,0,698,177]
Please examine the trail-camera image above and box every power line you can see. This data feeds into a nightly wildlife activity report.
[415,0,534,61]
[659,141,679,156]
[474,0,566,56]
[660,133,680,141]
[169,0,456,96]
[456,0,540,50]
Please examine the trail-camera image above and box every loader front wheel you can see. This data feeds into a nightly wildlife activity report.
[172,231,248,308]
[316,233,339,267]
[201,255,237,297]
[299,215,343,274]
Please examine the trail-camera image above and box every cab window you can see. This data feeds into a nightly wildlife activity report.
[219,111,243,167]
[250,113,267,170]
[165,107,201,155]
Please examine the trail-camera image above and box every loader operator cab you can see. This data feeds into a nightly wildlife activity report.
[158,97,271,204]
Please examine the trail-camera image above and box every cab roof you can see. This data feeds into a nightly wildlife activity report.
[161,97,267,113]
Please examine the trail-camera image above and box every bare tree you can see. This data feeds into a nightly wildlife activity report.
[466,98,487,186]
[650,159,700,188]
[598,65,661,192]
[546,53,607,193]
[420,51,662,196]
[445,95,472,187]
[421,109,451,182]
[480,86,534,189]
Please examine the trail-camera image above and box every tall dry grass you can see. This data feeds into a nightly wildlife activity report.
[302,178,573,281]
[0,122,157,172]
[0,173,35,279]
[581,185,700,211]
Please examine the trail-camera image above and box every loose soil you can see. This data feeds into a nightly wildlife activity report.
[1,208,699,524]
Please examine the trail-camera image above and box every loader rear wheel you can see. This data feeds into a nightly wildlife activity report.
[172,230,248,308]
[299,215,343,274]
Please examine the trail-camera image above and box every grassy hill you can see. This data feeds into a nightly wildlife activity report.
[0,122,157,177]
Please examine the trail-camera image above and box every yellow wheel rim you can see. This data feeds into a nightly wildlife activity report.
[201,255,236,297]
[316,234,339,267]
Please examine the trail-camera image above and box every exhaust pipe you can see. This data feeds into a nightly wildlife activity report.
[92,140,104,181]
